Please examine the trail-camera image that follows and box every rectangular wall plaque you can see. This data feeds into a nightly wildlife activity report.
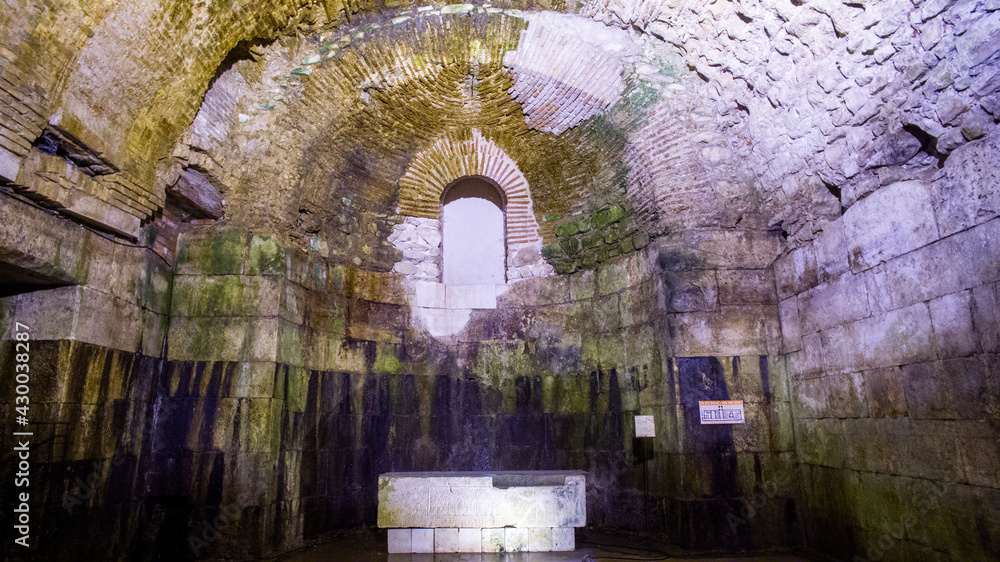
[698,400,746,424]
[634,415,655,438]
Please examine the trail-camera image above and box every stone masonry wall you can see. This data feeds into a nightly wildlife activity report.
[0,193,171,561]
[139,225,799,558]
[775,130,1000,560]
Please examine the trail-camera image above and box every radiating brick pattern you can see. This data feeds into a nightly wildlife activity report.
[397,130,545,272]
[503,15,626,134]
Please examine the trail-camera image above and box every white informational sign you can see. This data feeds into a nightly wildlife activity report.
[634,415,655,438]
[698,400,746,424]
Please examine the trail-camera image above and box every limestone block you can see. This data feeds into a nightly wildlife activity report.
[863,220,998,313]
[797,272,871,334]
[434,528,459,552]
[387,529,411,553]
[457,528,480,552]
[569,269,597,300]
[377,471,586,530]
[411,529,433,553]
[844,180,940,272]
[928,291,977,358]
[170,275,283,318]
[166,316,279,362]
[779,297,803,352]
[552,527,575,551]
[670,305,781,357]
[445,284,497,309]
[667,269,719,313]
[527,527,552,551]
[971,283,1000,353]
[412,281,446,308]
[481,529,504,552]
[717,268,777,306]
[864,366,908,419]
[504,528,528,552]
[774,244,819,300]
[820,302,934,374]
[931,131,1000,236]
[175,228,247,276]
[0,146,20,182]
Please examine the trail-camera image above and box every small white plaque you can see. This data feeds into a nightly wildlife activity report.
[699,400,746,424]
[635,415,656,437]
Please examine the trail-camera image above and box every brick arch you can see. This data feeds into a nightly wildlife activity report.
[397,130,541,248]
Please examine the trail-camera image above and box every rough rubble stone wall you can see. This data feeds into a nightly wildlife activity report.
[592,0,1000,243]
[775,131,1000,560]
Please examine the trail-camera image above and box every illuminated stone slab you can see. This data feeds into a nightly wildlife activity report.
[378,471,585,552]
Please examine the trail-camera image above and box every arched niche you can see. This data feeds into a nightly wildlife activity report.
[440,176,507,285]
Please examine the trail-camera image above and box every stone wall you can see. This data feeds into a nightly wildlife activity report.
[158,226,790,557]
[775,131,1000,560]
[2,223,795,560]
[0,193,170,560]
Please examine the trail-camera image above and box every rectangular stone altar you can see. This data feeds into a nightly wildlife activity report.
[377,471,586,553]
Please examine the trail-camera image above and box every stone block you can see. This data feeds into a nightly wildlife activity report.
[597,261,629,295]
[377,472,586,530]
[167,316,279,362]
[820,302,935,374]
[931,131,1000,236]
[972,283,1000,353]
[552,527,575,551]
[774,244,819,299]
[481,528,504,552]
[527,527,552,551]
[844,180,940,272]
[412,281,446,308]
[170,275,283,318]
[863,220,998,313]
[504,528,529,552]
[928,291,977,358]
[903,361,955,419]
[779,297,803,352]
[411,529,434,553]
[248,235,286,276]
[457,528,481,552]
[352,269,408,305]
[864,366,908,418]
[956,420,1000,488]
[717,268,776,305]
[569,268,596,300]
[798,272,871,334]
[667,269,718,313]
[682,229,783,270]
[434,528,459,552]
[792,372,867,419]
[445,284,497,309]
[0,146,20,182]
[897,420,963,481]
[670,305,781,357]
[175,228,247,276]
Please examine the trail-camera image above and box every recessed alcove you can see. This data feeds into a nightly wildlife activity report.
[440,176,507,285]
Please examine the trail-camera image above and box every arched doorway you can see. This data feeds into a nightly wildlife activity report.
[440,176,506,284]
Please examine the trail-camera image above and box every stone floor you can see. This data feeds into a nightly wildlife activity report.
[274,531,817,562]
